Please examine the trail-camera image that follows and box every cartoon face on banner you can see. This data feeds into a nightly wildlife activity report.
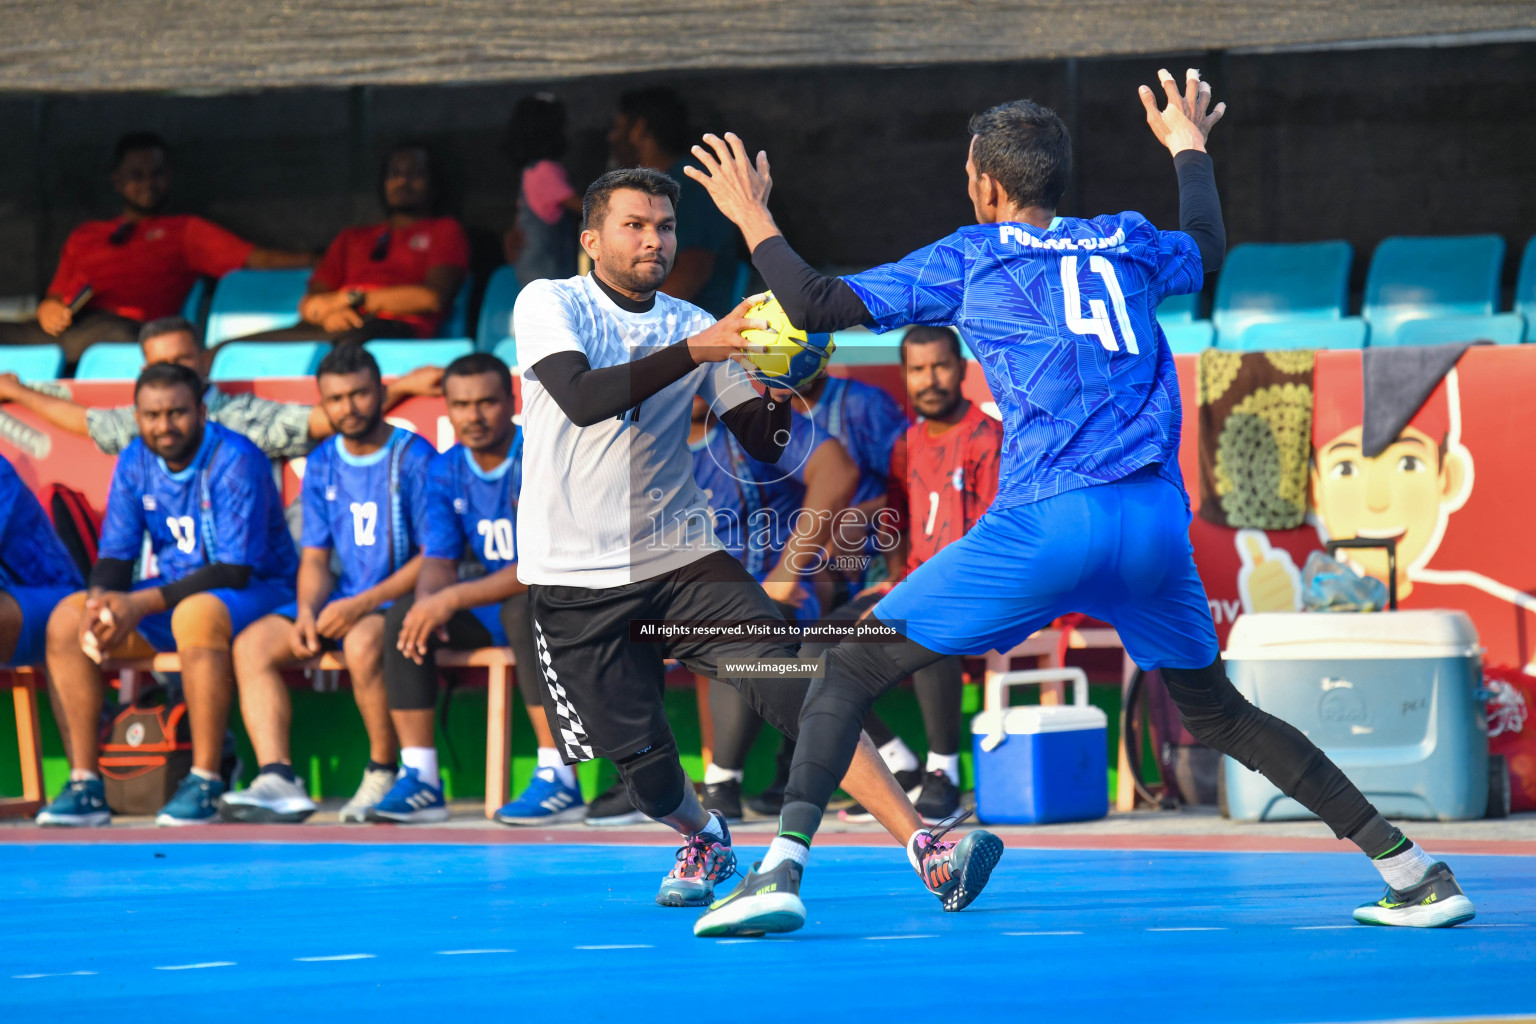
[1310,361,1473,597]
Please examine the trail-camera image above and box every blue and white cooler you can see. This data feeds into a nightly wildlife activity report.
[970,668,1109,824]
[1222,610,1489,821]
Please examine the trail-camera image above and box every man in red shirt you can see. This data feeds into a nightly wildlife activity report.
[0,133,312,363]
[233,145,469,345]
[856,326,1002,821]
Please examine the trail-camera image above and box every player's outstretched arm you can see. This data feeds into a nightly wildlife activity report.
[1139,67,1226,156]
[684,132,780,251]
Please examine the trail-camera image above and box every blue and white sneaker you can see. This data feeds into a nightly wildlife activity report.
[155,773,225,827]
[36,778,111,827]
[365,767,450,824]
[494,767,587,826]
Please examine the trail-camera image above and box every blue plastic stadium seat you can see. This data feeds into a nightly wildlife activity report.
[0,344,64,380]
[1161,321,1214,354]
[365,338,473,377]
[75,342,145,380]
[829,326,901,365]
[1386,314,1526,348]
[1515,235,1536,333]
[1362,235,1504,348]
[209,342,327,382]
[438,277,473,339]
[1212,241,1351,349]
[475,266,522,356]
[180,276,211,333]
[1156,292,1199,325]
[1234,318,1368,351]
[491,338,519,373]
[204,268,312,347]
[734,262,752,303]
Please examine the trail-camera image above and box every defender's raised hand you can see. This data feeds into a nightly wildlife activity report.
[684,133,782,250]
[1140,68,1226,156]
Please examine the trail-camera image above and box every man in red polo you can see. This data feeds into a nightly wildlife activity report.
[232,144,469,345]
[0,133,313,363]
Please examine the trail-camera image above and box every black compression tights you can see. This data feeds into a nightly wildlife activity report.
[779,624,1401,858]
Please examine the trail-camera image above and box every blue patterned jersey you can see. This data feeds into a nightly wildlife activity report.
[0,455,83,590]
[300,427,436,599]
[420,431,525,572]
[844,213,1200,508]
[689,411,823,579]
[99,422,297,584]
[806,376,908,507]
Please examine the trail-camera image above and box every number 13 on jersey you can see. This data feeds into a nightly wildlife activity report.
[1061,254,1139,355]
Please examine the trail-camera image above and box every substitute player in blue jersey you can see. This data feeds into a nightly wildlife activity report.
[378,353,578,825]
[689,69,1474,935]
[690,393,857,819]
[225,344,436,825]
[0,455,83,674]
[38,363,297,827]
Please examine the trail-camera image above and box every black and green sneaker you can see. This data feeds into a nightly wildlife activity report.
[693,859,806,938]
[1353,862,1476,928]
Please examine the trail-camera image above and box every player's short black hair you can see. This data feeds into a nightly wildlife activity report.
[900,325,964,362]
[505,93,568,171]
[134,361,204,404]
[138,316,202,350]
[316,342,382,384]
[617,86,692,157]
[444,352,514,397]
[114,132,168,169]
[967,100,1072,211]
[582,167,681,231]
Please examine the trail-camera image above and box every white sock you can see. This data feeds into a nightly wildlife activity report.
[760,835,810,872]
[704,763,744,785]
[535,747,577,789]
[190,766,219,782]
[926,751,961,786]
[69,769,100,783]
[696,812,727,842]
[401,746,440,789]
[1374,839,1436,890]
[879,737,919,774]
[906,829,926,873]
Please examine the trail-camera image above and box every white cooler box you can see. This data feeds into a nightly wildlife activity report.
[970,668,1108,825]
[1222,610,1488,822]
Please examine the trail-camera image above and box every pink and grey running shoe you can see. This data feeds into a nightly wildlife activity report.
[908,809,1004,912]
[656,810,738,907]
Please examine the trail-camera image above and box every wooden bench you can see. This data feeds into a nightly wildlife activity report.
[2,647,518,820]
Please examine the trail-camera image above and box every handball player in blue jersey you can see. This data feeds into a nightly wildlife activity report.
[0,455,84,674]
[378,353,581,826]
[690,393,857,819]
[225,344,436,825]
[688,69,1474,935]
[38,362,297,827]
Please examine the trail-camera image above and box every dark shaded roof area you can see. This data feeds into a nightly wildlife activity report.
[3,0,1534,93]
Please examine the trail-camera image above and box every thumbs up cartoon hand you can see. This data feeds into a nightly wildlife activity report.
[1237,529,1301,613]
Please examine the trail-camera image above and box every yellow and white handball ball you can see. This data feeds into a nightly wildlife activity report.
[739,293,835,390]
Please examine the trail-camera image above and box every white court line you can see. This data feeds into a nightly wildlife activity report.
[295,954,375,962]
[574,945,652,950]
[864,935,936,941]
[1476,923,1530,928]
[13,971,98,979]
[436,949,517,955]
[155,962,236,971]
[1294,925,1355,930]
[1004,931,1083,936]
[1146,927,1227,932]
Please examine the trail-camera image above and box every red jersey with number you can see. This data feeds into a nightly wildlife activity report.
[311,217,470,337]
[887,401,1002,575]
[47,214,255,322]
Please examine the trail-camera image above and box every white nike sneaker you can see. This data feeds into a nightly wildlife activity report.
[218,771,316,824]
[337,766,398,824]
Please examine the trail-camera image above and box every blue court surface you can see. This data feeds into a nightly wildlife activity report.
[2,842,1532,1024]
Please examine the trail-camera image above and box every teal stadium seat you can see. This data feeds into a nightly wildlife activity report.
[209,342,327,382]
[476,266,522,357]
[0,344,63,380]
[1235,318,1367,351]
[1161,322,1215,354]
[205,268,311,346]
[491,338,519,373]
[1392,315,1525,347]
[75,342,145,380]
[1212,241,1353,349]
[180,276,212,333]
[1515,235,1536,338]
[365,338,473,377]
[438,277,473,339]
[1363,235,1521,347]
[1156,292,1199,324]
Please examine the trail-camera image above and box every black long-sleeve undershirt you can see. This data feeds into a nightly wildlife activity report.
[752,148,1227,331]
[87,558,252,608]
